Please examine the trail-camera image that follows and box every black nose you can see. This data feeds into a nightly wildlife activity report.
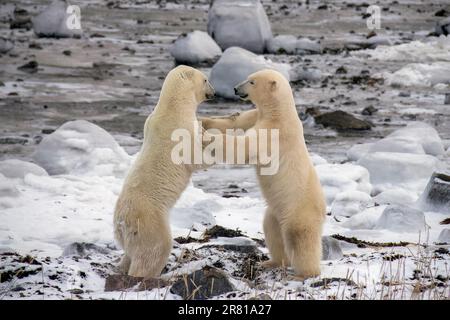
[234,87,238,94]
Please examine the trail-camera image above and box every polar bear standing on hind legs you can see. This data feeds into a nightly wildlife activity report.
[114,65,215,278]
[201,69,326,279]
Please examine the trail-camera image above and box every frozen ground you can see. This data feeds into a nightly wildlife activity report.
[0,0,449,300]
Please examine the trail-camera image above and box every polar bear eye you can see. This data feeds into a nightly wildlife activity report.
[249,80,255,85]
[204,79,207,83]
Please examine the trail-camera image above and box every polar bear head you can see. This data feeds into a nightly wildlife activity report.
[234,69,292,107]
[160,65,215,105]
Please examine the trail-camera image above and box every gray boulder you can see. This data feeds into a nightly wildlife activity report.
[375,205,426,233]
[33,0,82,38]
[418,172,450,214]
[170,31,222,65]
[207,0,272,53]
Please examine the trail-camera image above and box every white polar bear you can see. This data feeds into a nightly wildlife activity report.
[114,65,215,278]
[201,69,326,279]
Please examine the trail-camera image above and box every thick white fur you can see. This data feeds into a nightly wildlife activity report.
[114,65,214,278]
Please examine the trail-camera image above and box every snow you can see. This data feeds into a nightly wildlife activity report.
[438,229,450,243]
[383,62,450,87]
[373,188,418,206]
[33,120,132,176]
[32,0,82,38]
[352,36,450,62]
[375,205,427,233]
[207,0,272,54]
[1,120,448,300]
[267,35,321,55]
[315,163,372,205]
[169,31,222,65]
[209,47,291,99]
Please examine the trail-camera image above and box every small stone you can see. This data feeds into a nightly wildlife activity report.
[361,105,378,116]
[18,61,38,73]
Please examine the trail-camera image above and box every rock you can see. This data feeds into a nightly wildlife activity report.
[10,7,32,30]
[210,47,290,99]
[418,173,450,214]
[204,225,244,239]
[267,35,322,54]
[358,152,439,188]
[444,93,450,105]
[361,106,378,115]
[18,61,38,73]
[0,137,28,145]
[314,110,372,131]
[435,17,450,36]
[331,190,373,217]
[435,9,448,17]
[33,120,131,176]
[170,266,235,299]
[0,38,14,54]
[207,0,272,53]
[170,31,222,65]
[437,229,450,244]
[33,0,82,38]
[290,66,322,82]
[61,242,110,257]
[322,236,343,260]
[104,274,168,292]
[375,205,426,233]
[0,160,48,179]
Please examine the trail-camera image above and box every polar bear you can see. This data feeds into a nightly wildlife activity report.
[201,69,326,279]
[114,65,215,278]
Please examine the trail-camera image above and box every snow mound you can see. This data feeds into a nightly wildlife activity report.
[170,31,222,65]
[352,36,450,62]
[357,152,439,192]
[207,0,272,53]
[33,120,132,176]
[330,190,373,217]
[0,159,48,179]
[383,62,450,87]
[375,205,426,233]
[315,163,372,205]
[267,35,322,54]
[373,188,418,206]
[210,47,290,99]
[33,0,82,38]
[342,206,385,230]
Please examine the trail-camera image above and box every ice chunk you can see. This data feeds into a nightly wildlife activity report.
[0,159,48,179]
[375,205,426,233]
[170,31,222,65]
[357,152,439,189]
[368,138,425,155]
[437,229,450,244]
[267,35,322,54]
[0,37,14,53]
[330,190,373,217]
[207,0,272,53]
[210,47,290,99]
[315,163,372,205]
[33,120,132,176]
[342,205,385,230]
[346,143,373,162]
[33,0,82,38]
[373,188,418,205]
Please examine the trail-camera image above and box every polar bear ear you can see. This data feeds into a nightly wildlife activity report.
[179,69,194,81]
[270,80,278,91]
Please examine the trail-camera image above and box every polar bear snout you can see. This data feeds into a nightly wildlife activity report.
[234,81,249,99]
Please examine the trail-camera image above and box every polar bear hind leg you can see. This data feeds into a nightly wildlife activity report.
[262,208,290,268]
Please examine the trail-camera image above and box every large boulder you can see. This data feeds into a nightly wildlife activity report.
[33,120,131,176]
[435,17,450,36]
[207,0,272,54]
[267,35,322,55]
[209,47,290,99]
[33,0,82,38]
[375,205,426,233]
[418,172,450,214]
[170,31,222,65]
[314,111,372,131]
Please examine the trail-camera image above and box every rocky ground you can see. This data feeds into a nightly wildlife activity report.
[0,0,449,300]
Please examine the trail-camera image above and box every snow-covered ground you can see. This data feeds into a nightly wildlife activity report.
[1,0,449,300]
